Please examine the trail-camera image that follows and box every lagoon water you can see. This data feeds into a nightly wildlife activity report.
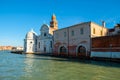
[0,51,120,80]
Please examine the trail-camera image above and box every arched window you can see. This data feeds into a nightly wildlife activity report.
[35,39,37,45]
[50,41,52,48]
[44,33,46,36]
[60,46,67,53]
[39,42,40,48]
[44,47,46,52]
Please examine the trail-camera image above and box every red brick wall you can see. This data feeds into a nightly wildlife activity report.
[53,42,77,57]
[68,45,77,57]
[92,35,120,52]
[53,43,90,57]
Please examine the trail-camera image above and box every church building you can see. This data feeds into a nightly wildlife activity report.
[24,14,58,53]
[24,14,120,59]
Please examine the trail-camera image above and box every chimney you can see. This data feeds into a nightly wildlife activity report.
[102,21,105,27]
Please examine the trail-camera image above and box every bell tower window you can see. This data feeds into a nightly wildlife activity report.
[50,14,58,29]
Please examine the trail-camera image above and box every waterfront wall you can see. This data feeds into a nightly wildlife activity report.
[91,52,120,58]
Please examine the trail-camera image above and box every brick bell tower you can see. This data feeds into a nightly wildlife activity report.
[49,14,58,34]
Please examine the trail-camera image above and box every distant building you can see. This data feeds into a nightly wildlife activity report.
[109,24,120,35]
[0,46,13,50]
[12,46,23,51]
[24,14,58,53]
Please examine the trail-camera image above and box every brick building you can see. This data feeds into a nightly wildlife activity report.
[92,35,120,52]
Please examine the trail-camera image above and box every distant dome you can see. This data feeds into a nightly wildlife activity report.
[115,24,120,28]
[26,29,37,39]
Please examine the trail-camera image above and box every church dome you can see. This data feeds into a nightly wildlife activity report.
[26,29,37,39]
[115,24,120,28]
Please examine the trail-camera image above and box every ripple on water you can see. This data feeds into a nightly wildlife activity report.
[0,51,120,80]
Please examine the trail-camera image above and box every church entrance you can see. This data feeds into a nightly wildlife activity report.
[77,46,86,57]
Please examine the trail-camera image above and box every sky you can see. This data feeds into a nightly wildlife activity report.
[0,0,120,47]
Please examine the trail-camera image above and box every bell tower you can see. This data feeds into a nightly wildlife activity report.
[49,14,58,35]
[50,14,58,30]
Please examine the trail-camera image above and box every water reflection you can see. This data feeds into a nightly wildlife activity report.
[24,54,35,76]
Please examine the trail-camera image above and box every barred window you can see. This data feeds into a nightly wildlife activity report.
[64,32,66,37]
[71,30,74,36]
[80,28,84,34]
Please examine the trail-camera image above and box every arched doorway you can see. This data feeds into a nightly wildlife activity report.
[59,46,67,55]
[77,46,86,57]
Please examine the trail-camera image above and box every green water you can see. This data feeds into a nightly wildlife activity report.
[0,51,120,80]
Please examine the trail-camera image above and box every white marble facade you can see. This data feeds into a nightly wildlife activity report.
[24,29,37,53]
[24,14,58,53]
[37,24,53,53]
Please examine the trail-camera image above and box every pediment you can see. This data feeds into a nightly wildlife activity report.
[40,24,49,31]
